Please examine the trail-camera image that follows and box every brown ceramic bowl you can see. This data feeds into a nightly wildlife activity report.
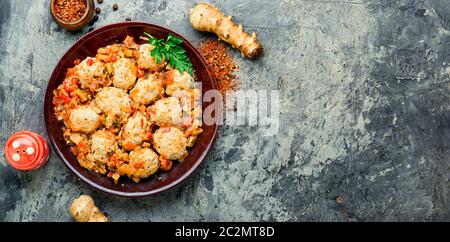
[50,0,95,31]
[44,22,219,197]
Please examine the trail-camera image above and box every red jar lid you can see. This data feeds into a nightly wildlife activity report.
[4,131,50,171]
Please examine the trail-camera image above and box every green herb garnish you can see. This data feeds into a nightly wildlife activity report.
[144,32,194,76]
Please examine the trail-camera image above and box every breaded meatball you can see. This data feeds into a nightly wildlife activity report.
[170,88,202,117]
[165,69,195,96]
[118,148,159,182]
[112,58,137,90]
[67,106,101,134]
[137,44,166,70]
[153,127,188,160]
[95,87,132,125]
[129,74,163,105]
[89,130,118,164]
[76,57,105,90]
[122,111,149,150]
[149,97,183,127]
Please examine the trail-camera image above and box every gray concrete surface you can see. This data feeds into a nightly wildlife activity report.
[0,0,449,221]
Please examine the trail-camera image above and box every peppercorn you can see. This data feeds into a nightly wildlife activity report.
[88,27,94,32]
[125,17,131,21]
[93,15,99,22]
[95,7,101,14]
[113,4,118,11]
[97,0,103,3]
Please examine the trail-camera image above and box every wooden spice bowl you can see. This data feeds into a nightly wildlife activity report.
[50,0,95,31]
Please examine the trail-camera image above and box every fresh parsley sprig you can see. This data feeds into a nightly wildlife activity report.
[144,32,194,76]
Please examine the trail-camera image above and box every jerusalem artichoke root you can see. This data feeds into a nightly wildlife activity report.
[70,195,109,222]
[189,3,263,59]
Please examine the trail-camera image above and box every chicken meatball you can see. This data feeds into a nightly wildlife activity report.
[76,57,105,90]
[149,97,183,127]
[165,69,195,96]
[170,88,202,117]
[118,148,159,182]
[112,58,137,90]
[67,106,101,134]
[129,74,163,105]
[89,130,118,164]
[122,111,150,150]
[153,127,188,161]
[137,44,166,70]
[95,87,132,126]
[80,130,117,174]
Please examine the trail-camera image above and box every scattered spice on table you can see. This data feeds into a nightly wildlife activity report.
[113,4,119,11]
[125,17,132,21]
[199,39,239,96]
[93,15,99,22]
[54,0,87,23]
[97,0,103,4]
[95,7,101,14]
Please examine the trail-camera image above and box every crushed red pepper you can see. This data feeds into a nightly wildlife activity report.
[54,0,87,23]
[199,39,238,96]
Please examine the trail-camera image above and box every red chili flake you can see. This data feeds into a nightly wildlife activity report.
[199,39,238,96]
[87,58,94,66]
[54,0,87,23]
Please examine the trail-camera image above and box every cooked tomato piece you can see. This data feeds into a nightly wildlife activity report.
[159,156,173,171]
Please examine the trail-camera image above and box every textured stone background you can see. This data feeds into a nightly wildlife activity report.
[0,0,449,221]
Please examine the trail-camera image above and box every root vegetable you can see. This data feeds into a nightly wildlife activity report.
[189,3,263,59]
[70,195,108,222]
